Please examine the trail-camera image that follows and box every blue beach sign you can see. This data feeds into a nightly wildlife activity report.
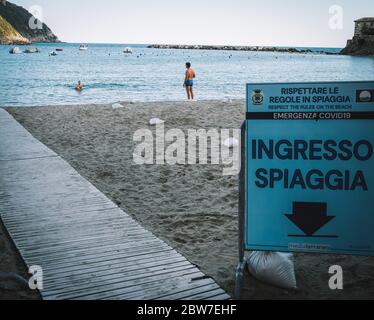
[244,81,374,256]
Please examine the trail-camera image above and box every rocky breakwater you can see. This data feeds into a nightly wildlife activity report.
[148,44,337,55]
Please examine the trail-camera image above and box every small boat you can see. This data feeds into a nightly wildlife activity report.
[79,44,88,51]
[123,47,133,54]
[56,48,63,52]
[9,47,22,54]
[24,47,40,54]
[49,51,57,56]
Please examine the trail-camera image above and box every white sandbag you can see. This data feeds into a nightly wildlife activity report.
[112,103,124,109]
[223,138,239,148]
[149,118,164,125]
[247,251,297,289]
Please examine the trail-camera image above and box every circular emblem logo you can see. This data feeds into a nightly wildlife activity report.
[359,90,372,102]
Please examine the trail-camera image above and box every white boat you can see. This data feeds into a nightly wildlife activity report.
[123,47,133,54]
[79,44,88,51]
[49,51,57,56]
[9,47,22,54]
[24,47,40,54]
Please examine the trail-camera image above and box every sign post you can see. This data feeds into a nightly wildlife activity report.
[236,81,374,298]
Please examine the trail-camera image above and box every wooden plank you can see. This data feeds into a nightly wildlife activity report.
[182,288,230,300]
[42,264,198,298]
[8,226,152,248]
[19,237,167,261]
[43,257,191,288]
[204,293,231,300]
[0,109,230,300]
[42,251,185,277]
[100,274,215,301]
[153,280,220,300]
[25,241,171,266]
[67,271,205,301]
[0,109,56,161]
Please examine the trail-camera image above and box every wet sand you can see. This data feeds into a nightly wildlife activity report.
[3,100,374,300]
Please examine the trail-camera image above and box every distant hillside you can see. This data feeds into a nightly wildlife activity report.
[0,15,30,44]
[0,1,59,44]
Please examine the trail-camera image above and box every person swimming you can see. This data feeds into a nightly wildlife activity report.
[75,81,83,91]
[184,62,196,100]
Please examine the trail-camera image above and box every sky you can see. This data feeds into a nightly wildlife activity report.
[11,0,374,47]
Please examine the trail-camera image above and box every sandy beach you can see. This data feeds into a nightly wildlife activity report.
[3,100,374,300]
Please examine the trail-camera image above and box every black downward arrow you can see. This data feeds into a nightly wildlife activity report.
[285,202,336,237]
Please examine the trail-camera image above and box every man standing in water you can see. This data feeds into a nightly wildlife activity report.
[184,62,196,100]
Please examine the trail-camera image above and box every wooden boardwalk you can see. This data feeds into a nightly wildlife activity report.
[0,109,230,300]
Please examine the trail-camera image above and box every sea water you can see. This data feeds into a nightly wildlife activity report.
[0,43,373,107]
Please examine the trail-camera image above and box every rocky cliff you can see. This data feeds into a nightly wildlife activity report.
[341,18,374,56]
[0,15,29,44]
[0,1,59,44]
[341,36,374,56]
